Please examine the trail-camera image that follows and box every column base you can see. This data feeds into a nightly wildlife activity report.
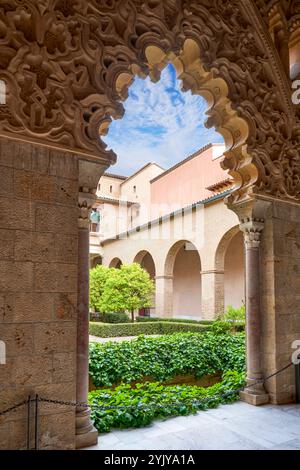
[239,390,269,406]
[75,408,98,449]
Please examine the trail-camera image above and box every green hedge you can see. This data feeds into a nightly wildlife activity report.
[89,321,210,338]
[89,331,245,387]
[136,316,212,325]
[89,370,246,432]
[90,311,130,323]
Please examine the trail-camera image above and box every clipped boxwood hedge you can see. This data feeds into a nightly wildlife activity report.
[89,321,210,338]
[90,311,130,323]
[136,316,212,325]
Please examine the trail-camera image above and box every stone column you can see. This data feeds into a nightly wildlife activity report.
[75,191,98,448]
[155,275,173,317]
[239,217,269,405]
[200,270,224,319]
[75,160,108,448]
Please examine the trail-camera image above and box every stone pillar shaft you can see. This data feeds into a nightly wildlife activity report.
[239,218,269,405]
[75,192,98,448]
[155,275,173,317]
[200,270,224,319]
[244,241,262,381]
[76,225,90,405]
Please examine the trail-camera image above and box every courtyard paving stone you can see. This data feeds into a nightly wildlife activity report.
[85,401,300,450]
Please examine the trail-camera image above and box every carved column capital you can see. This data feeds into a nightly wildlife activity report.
[78,190,96,230]
[240,218,265,249]
[227,197,272,248]
[78,159,108,229]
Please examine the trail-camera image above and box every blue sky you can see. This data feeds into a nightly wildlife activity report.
[103,64,223,175]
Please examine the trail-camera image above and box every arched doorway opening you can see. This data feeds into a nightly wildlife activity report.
[165,240,201,319]
[215,226,245,314]
[90,255,102,269]
[133,250,156,317]
[224,231,245,311]
[109,257,122,269]
[134,250,156,279]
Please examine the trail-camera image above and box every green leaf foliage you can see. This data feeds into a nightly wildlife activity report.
[90,265,112,312]
[89,370,246,433]
[100,263,154,314]
[220,304,246,323]
[89,332,246,387]
[89,320,210,338]
[90,263,155,315]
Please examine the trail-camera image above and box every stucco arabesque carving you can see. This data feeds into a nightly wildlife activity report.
[240,218,265,249]
[0,0,299,206]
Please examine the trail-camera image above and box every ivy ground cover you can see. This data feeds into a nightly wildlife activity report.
[88,332,246,432]
[89,332,245,387]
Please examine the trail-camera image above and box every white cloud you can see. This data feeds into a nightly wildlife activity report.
[103,64,223,175]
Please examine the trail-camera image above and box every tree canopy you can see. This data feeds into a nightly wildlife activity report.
[90,263,154,321]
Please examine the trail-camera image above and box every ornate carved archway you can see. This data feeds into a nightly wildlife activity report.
[1,0,300,448]
[0,0,299,204]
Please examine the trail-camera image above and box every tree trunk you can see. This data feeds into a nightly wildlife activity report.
[131,309,134,322]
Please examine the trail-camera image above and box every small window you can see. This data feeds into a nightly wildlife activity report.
[133,185,136,193]
[110,185,112,193]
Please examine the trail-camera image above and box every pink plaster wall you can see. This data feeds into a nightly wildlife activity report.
[150,144,227,218]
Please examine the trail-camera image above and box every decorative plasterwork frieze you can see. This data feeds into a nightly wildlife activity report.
[0,1,299,205]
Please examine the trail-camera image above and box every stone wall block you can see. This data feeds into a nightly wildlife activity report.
[49,152,78,180]
[54,234,78,264]
[55,178,78,206]
[0,229,14,259]
[0,293,14,322]
[38,411,75,450]
[54,293,77,320]
[35,204,77,234]
[15,231,56,262]
[0,138,14,167]
[31,146,50,174]
[14,170,56,203]
[0,324,34,357]
[34,263,77,292]
[35,381,76,412]
[52,352,76,384]
[0,165,13,196]
[0,197,35,230]
[34,321,76,354]
[12,355,53,387]
[10,292,54,322]
[0,261,33,291]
